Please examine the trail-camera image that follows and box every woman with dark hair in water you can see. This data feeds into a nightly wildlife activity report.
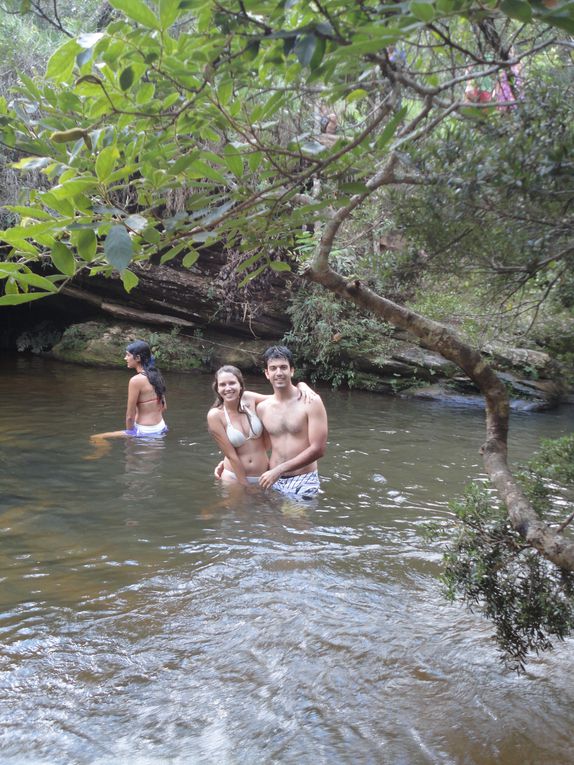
[87,340,167,457]
[123,340,167,436]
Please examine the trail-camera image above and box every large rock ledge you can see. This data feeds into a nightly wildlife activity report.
[38,319,570,411]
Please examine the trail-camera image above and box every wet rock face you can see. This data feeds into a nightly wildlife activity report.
[50,320,271,374]
[60,253,294,340]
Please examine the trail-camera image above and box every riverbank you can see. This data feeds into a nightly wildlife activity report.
[3,314,571,411]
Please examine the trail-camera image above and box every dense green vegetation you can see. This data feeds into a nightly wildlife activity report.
[0,0,573,666]
[441,435,574,670]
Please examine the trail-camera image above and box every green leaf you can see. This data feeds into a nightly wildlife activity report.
[50,242,76,276]
[0,291,53,306]
[294,34,317,67]
[104,225,133,273]
[4,206,53,221]
[182,250,199,268]
[141,227,162,244]
[239,263,266,287]
[310,35,326,70]
[409,0,436,23]
[337,30,402,57]
[160,241,186,264]
[252,91,285,123]
[218,79,233,106]
[269,261,291,272]
[76,229,97,260]
[248,151,262,173]
[159,0,181,29]
[109,0,160,28]
[12,156,52,171]
[236,251,263,273]
[223,145,244,178]
[346,88,369,103]
[10,271,59,292]
[95,146,119,182]
[119,66,134,91]
[339,182,370,194]
[121,269,139,292]
[46,38,81,81]
[501,0,533,23]
[187,160,226,184]
[242,40,260,62]
[51,177,99,200]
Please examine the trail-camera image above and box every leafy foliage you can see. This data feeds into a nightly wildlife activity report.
[285,281,396,387]
[442,436,574,670]
[1,0,573,307]
[392,66,574,320]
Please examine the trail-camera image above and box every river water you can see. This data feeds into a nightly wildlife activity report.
[1,354,573,765]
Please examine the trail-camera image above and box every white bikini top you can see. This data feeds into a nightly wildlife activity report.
[223,405,263,448]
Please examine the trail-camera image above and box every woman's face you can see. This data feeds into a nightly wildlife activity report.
[125,351,138,368]
[217,371,241,402]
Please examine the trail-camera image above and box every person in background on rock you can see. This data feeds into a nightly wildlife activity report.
[256,346,328,499]
[86,340,167,459]
[208,364,317,488]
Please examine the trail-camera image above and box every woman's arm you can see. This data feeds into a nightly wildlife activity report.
[207,410,250,486]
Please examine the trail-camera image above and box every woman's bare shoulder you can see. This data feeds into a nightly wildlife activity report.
[128,373,146,388]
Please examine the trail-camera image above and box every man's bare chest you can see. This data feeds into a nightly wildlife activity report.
[260,403,307,436]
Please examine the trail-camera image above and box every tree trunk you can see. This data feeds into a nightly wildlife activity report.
[305,263,574,571]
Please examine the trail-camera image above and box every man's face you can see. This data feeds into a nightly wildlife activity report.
[264,356,294,390]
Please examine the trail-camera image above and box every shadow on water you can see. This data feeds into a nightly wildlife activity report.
[1,355,573,764]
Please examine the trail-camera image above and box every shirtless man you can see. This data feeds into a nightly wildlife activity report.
[257,346,328,498]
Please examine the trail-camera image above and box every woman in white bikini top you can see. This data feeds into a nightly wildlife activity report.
[223,404,263,448]
[206,365,315,487]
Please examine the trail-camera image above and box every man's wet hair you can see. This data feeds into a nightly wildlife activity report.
[263,345,294,368]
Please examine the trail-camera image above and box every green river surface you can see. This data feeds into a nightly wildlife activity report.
[1,354,573,765]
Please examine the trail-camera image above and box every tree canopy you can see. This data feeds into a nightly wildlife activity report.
[1,0,572,300]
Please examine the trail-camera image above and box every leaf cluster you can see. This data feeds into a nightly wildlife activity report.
[1,0,573,309]
[442,435,574,670]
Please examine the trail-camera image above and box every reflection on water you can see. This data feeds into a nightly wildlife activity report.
[1,354,573,765]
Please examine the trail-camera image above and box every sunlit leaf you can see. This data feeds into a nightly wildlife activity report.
[0,291,52,306]
[50,242,76,276]
[121,269,139,292]
[109,0,160,28]
[9,271,59,292]
[76,229,97,261]
[223,145,244,178]
[182,250,199,268]
[160,242,186,264]
[269,261,291,272]
[46,38,81,81]
[95,146,119,182]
